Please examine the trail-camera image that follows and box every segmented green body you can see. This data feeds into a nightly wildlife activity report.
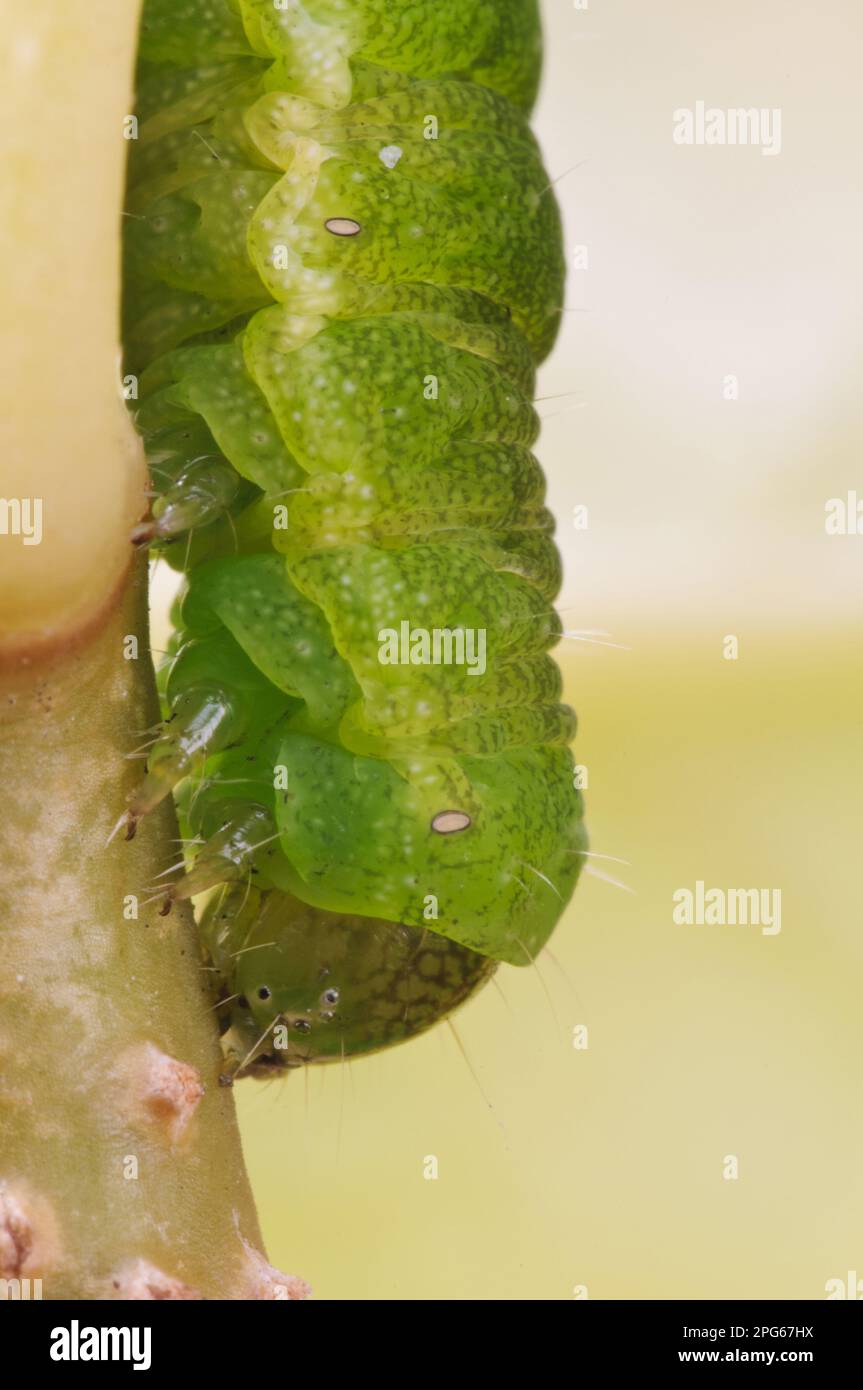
[124,0,587,1074]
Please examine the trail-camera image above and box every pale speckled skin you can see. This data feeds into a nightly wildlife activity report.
[124,0,587,1065]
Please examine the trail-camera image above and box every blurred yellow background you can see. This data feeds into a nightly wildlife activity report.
[151,0,862,1299]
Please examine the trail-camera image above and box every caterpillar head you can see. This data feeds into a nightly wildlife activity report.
[202,888,497,1078]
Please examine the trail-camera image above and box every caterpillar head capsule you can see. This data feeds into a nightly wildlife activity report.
[202,888,497,1079]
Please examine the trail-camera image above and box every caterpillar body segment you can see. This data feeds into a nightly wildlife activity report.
[123,0,586,1070]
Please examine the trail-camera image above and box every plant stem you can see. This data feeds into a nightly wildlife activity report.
[0,0,304,1300]
[0,559,306,1299]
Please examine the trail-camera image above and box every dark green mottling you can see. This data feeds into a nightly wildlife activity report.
[203,887,498,1072]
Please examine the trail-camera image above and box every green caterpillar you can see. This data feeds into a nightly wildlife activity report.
[123,0,587,1077]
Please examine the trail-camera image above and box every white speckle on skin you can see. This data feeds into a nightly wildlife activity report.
[379,145,403,169]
